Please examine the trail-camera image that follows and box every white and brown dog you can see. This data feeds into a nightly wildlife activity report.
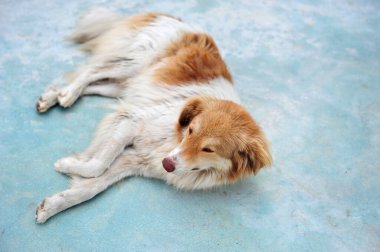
[35,8,272,223]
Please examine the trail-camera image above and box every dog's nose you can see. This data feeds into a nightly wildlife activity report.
[162,157,176,172]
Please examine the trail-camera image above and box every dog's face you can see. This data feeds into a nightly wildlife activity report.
[162,96,272,182]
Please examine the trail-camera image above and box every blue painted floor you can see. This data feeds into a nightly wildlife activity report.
[1,0,380,251]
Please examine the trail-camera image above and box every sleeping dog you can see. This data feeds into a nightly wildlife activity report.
[35,8,272,223]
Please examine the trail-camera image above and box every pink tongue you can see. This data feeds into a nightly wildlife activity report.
[162,158,175,172]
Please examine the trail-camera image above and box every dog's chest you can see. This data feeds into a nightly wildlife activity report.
[131,103,181,157]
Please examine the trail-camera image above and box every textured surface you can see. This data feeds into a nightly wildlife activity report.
[1,0,380,251]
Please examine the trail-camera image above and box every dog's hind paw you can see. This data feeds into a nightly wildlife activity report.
[58,87,80,108]
[36,86,59,112]
[36,97,50,113]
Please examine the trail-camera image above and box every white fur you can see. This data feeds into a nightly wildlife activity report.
[35,9,241,223]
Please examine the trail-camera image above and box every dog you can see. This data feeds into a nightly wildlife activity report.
[35,8,272,223]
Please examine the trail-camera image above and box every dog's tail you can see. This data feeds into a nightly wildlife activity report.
[66,7,122,44]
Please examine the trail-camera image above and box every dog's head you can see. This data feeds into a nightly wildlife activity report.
[162,96,272,183]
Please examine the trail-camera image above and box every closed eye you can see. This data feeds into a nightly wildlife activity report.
[202,147,214,153]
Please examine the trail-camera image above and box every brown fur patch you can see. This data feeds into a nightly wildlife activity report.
[125,12,181,30]
[154,33,233,85]
[175,97,205,142]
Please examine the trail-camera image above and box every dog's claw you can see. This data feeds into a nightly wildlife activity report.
[36,101,41,112]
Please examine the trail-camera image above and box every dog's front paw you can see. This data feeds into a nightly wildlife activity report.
[35,199,50,224]
[58,87,80,108]
[54,156,82,174]
[55,156,105,178]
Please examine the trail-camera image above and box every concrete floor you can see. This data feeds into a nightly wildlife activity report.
[1,0,380,251]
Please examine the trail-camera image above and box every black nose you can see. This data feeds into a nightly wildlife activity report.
[162,157,176,172]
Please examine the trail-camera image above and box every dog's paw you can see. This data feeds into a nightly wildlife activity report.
[36,86,59,112]
[36,97,50,113]
[58,87,80,108]
[55,156,105,178]
[54,156,82,174]
[35,199,50,224]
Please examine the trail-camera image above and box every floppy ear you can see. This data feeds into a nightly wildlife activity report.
[178,97,205,127]
[248,137,273,174]
[230,136,272,180]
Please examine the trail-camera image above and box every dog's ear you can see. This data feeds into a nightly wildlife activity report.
[230,134,272,181]
[178,97,206,127]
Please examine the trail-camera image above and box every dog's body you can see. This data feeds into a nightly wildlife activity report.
[35,8,272,223]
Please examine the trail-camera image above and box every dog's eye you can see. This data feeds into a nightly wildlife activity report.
[188,127,193,134]
[202,147,214,153]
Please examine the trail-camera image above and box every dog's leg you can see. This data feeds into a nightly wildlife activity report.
[82,82,123,97]
[56,58,132,108]
[36,78,124,112]
[55,112,138,178]
[36,155,138,223]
